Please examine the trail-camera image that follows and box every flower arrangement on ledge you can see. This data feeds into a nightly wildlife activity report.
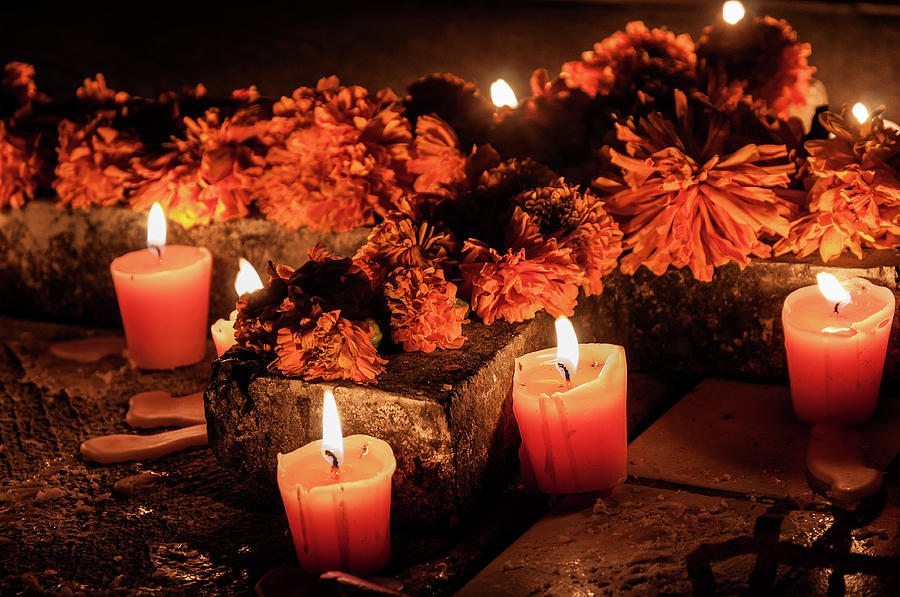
[2,10,900,383]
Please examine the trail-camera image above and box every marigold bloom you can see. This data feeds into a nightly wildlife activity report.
[698,16,815,119]
[0,121,44,208]
[461,207,584,324]
[384,266,468,352]
[595,90,794,281]
[561,21,697,99]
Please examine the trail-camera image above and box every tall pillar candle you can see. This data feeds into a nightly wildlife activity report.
[782,274,895,425]
[277,391,396,576]
[110,203,212,369]
[513,317,627,494]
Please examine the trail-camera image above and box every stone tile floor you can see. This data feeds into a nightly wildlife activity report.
[2,315,899,595]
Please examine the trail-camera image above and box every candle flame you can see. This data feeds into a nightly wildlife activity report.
[852,102,869,124]
[491,79,518,108]
[722,1,745,25]
[234,258,263,297]
[321,390,344,468]
[555,316,579,381]
[816,273,851,310]
[147,202,166,252]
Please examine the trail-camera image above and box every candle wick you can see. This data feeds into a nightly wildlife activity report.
[834,302,840,314]
[325,449,340,479]
[150,245,163,261]
[557,362,571,386]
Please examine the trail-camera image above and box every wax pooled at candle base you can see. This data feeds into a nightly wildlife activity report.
[111,203,212,370]
[513,318,627,494]
[783,275,895,425]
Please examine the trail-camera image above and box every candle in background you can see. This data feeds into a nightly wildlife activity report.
[852,102,899,131]
[211,258,263,357]
[513,317,627,494]
[277,390,396,576]
[110,203,212,369]
[722,1,745,25]
[490,78,518,109]
[782,273,895,425]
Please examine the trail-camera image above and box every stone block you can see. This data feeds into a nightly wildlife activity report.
[205,318,555,529]
[0,201,370,327]
[573,252,900,384]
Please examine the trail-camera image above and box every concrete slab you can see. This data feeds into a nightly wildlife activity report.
[627,379,900,500]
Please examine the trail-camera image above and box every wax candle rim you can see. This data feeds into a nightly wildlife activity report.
[277,434,396,493]
[514,343,626,401]
[110,245,212,277]
[783,278,894,332]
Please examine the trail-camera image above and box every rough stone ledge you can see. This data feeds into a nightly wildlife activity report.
[575,251,900,384]
[204,318,554,529]
[0,201,370,327]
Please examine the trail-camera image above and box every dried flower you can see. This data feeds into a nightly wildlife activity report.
[775,106,900,261]
[384,266,468,352]
[697,16,815,119]
[354,210,457,287]
[2,62,47,118]
[461,207,584,324]
[0,121,44,208]
[404,73,495,151]
[595,90,795,281]
[561,21,697,100]
[54,116,145,208]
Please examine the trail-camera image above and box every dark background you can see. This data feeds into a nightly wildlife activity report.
[2,1,899,119]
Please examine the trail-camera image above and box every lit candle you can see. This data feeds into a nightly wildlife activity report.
[512,317,627,494]
[722,1,745,25]
[782,273,895,425]
[852,102,899,131]
[211,257,263,357]
[277,390,396,576]
[490,78,518,109]
[110,203,212,369]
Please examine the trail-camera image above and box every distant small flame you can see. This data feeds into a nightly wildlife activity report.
[816,273,851,311]
[852,103,869,124]
[321,390,344,468]
[722,1,745,25]
[147,202,166,253]
[555,316,579,381]
[491,79,518,108]
[234,258,263,297]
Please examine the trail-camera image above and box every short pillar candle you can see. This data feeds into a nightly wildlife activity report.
[277,391,396,576]
[782,274,895,425]
[110,203,211,369]
[512,317,627,494]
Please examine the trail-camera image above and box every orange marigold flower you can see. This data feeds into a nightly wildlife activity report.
[407,114,468,196]
[354,210,457,286]
[271,308,385,383]
[131,107,265,227]
[0,121,44,209]
[595,90,795,282]
[461,207,584,324]
[2,62,48,118]
[697,16,815,120]
[775,106,900,261]
[561,21,696,99]
[77,74,130,104]
[515,178,623,295]
[54,116,144,208]
[384,266,468,352]
[254,77,412,231]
